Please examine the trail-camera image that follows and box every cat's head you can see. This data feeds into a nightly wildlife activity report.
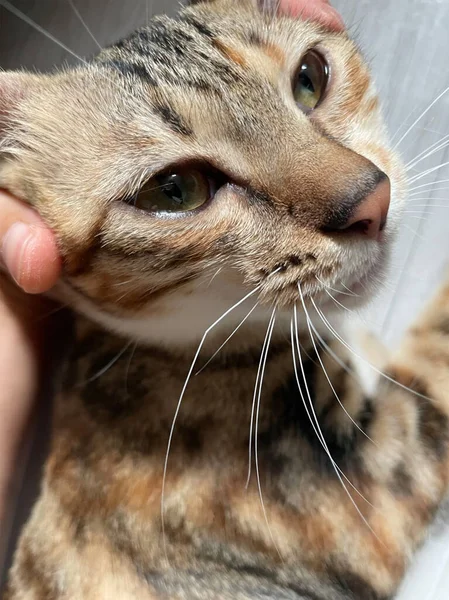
[0,0,405,346]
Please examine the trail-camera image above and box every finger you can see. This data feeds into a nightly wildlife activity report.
[278,0,345,31]
[0,190,61,294]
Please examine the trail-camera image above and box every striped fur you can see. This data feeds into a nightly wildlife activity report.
[2,1,447,599]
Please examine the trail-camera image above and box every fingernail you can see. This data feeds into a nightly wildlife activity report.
[1,222,34,288]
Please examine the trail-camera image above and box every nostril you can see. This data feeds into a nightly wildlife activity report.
[326,175,391,242]
[346,218,373,235]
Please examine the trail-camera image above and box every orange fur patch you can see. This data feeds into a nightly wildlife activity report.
[262,43,286,67]
[212,39,247,67]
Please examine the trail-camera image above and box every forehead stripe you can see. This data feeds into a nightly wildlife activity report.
[153,102,194,137]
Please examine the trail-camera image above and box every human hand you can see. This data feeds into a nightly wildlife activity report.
[0,190,61,545]
[279,0,345,31]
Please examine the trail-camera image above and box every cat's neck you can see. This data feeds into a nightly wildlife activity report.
[57,314,300,462]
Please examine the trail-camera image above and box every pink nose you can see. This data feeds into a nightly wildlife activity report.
[340,178,391,241]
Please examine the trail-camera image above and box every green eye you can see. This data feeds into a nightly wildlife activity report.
[132,169,211,213]
[293,50,329,111]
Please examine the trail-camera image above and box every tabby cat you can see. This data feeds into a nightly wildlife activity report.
[1,0,448,598]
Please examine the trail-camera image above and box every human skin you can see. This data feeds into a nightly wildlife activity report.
[0,0,345,555]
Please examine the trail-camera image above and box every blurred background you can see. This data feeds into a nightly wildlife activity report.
[1,0,449,597]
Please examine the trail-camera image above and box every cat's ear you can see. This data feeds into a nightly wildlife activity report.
[0,71,39,199]
[0,71,33,138]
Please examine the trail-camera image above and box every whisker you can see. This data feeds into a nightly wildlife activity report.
[77,341,133,386]
[254,308,282,558]
[408,161,449,185]
[394,84,449,150]
[124,342,138,399]
[196,301,259,376]
[310,299,431,401]
[322,288,355,314]
[111,278,139,288]
[312,328,360,383]
[67,0,103,51]
[290,318,375,509]
[206,266,224,288]
[409,178,449,192]
[161,284,262,564]
[299,290,377,446]
[246,307,276,488]
[404,214,433,222]
[408,199,449,205]
[0,0,86,61]
[341,281,360,297]
[315,276,358,297]
[409,194,449,201]
[292,308,379,526]
[406,135,449,171]
[35,302,71,321]
[0,0,149,113]
[403,223,426,242]
[406,206,449,211]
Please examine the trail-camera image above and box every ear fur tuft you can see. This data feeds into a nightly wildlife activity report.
[0,71,31,137]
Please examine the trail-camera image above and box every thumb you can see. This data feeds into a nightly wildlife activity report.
[0,191,61,294]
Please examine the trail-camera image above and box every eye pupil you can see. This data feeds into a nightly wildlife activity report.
[299,72,315,93]
[163,175,184,205]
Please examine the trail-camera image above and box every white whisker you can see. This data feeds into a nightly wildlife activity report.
[394,84,449,150]
[68,0,103,51]
[409,192,449,199]
[316,276,358,297]
[310,299,431,401]
[403,222,426,242]
[196,302,259,376]
[254,309,282,558]
[322,288,355,314]
[408,161,449,185]
[292,307,378,524]
[124,342,138,398]
[0,0,149,112]
[161,284,262,564]
[206,266,224,288]
[406,205,449,210]
[290,319,375,509]
[246,307,276,488]
[406,135,449,171]
[0,0,86,62]
[78,341,132,386]
[299,291,377,446]
[409,179,449,192]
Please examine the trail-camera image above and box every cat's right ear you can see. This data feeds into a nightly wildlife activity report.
[0,71,32,138]
[0,71,40,199]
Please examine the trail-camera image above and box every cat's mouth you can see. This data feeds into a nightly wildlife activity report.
[256,246,388,314]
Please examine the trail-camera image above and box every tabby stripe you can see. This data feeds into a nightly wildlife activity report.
[153,101,193,136]
[101,59,157,86]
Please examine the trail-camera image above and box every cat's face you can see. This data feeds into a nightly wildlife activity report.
[0,0,405,346]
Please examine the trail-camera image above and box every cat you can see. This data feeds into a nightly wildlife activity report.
[1,0,449,598]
